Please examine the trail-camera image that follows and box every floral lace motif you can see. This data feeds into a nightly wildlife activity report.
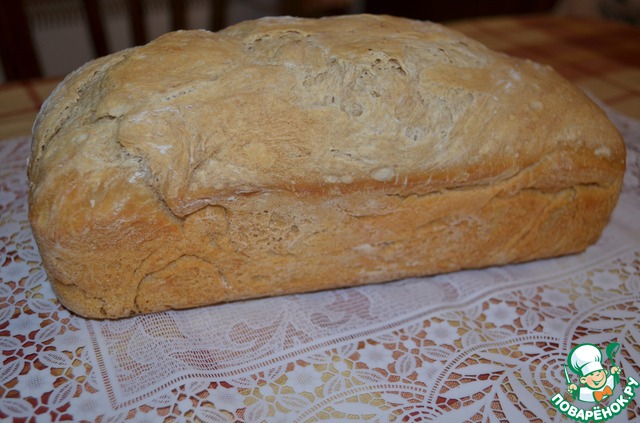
[1,104,639,421]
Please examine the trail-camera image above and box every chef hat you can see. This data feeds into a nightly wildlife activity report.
[568,344,604,377]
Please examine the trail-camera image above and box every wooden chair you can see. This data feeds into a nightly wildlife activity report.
[0,0,558,81]
[0,0,228,81]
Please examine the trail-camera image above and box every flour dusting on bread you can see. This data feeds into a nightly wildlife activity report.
[28,15,625,318]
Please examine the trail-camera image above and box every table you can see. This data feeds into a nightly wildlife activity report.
[448,15,640,120]
[1,14,639,422]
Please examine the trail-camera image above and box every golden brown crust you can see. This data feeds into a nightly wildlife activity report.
[28,14,625,318]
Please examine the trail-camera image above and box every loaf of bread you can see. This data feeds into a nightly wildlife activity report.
[28,14,625,319]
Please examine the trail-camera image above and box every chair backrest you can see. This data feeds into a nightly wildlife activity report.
[0,0,228,81]
[1,0,559,81]
[83,0,228,57]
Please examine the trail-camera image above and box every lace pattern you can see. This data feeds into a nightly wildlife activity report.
[1,103,639,421]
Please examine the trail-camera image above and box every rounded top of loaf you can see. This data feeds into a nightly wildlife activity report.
[29,14,624,218]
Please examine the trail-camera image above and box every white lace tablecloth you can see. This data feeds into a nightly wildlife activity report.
[1,102,639,422]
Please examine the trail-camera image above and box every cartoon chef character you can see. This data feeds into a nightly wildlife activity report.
[567,343,620,403]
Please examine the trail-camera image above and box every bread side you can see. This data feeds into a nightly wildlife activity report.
[28,14,625,318]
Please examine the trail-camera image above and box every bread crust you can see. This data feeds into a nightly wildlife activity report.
[28,14,625,318]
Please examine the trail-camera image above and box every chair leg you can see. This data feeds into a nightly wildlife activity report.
[129,0,147,46]
[82,0,110,57]
[211,0,227,31]
[0,0,41,80]
[171,0,187,31]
